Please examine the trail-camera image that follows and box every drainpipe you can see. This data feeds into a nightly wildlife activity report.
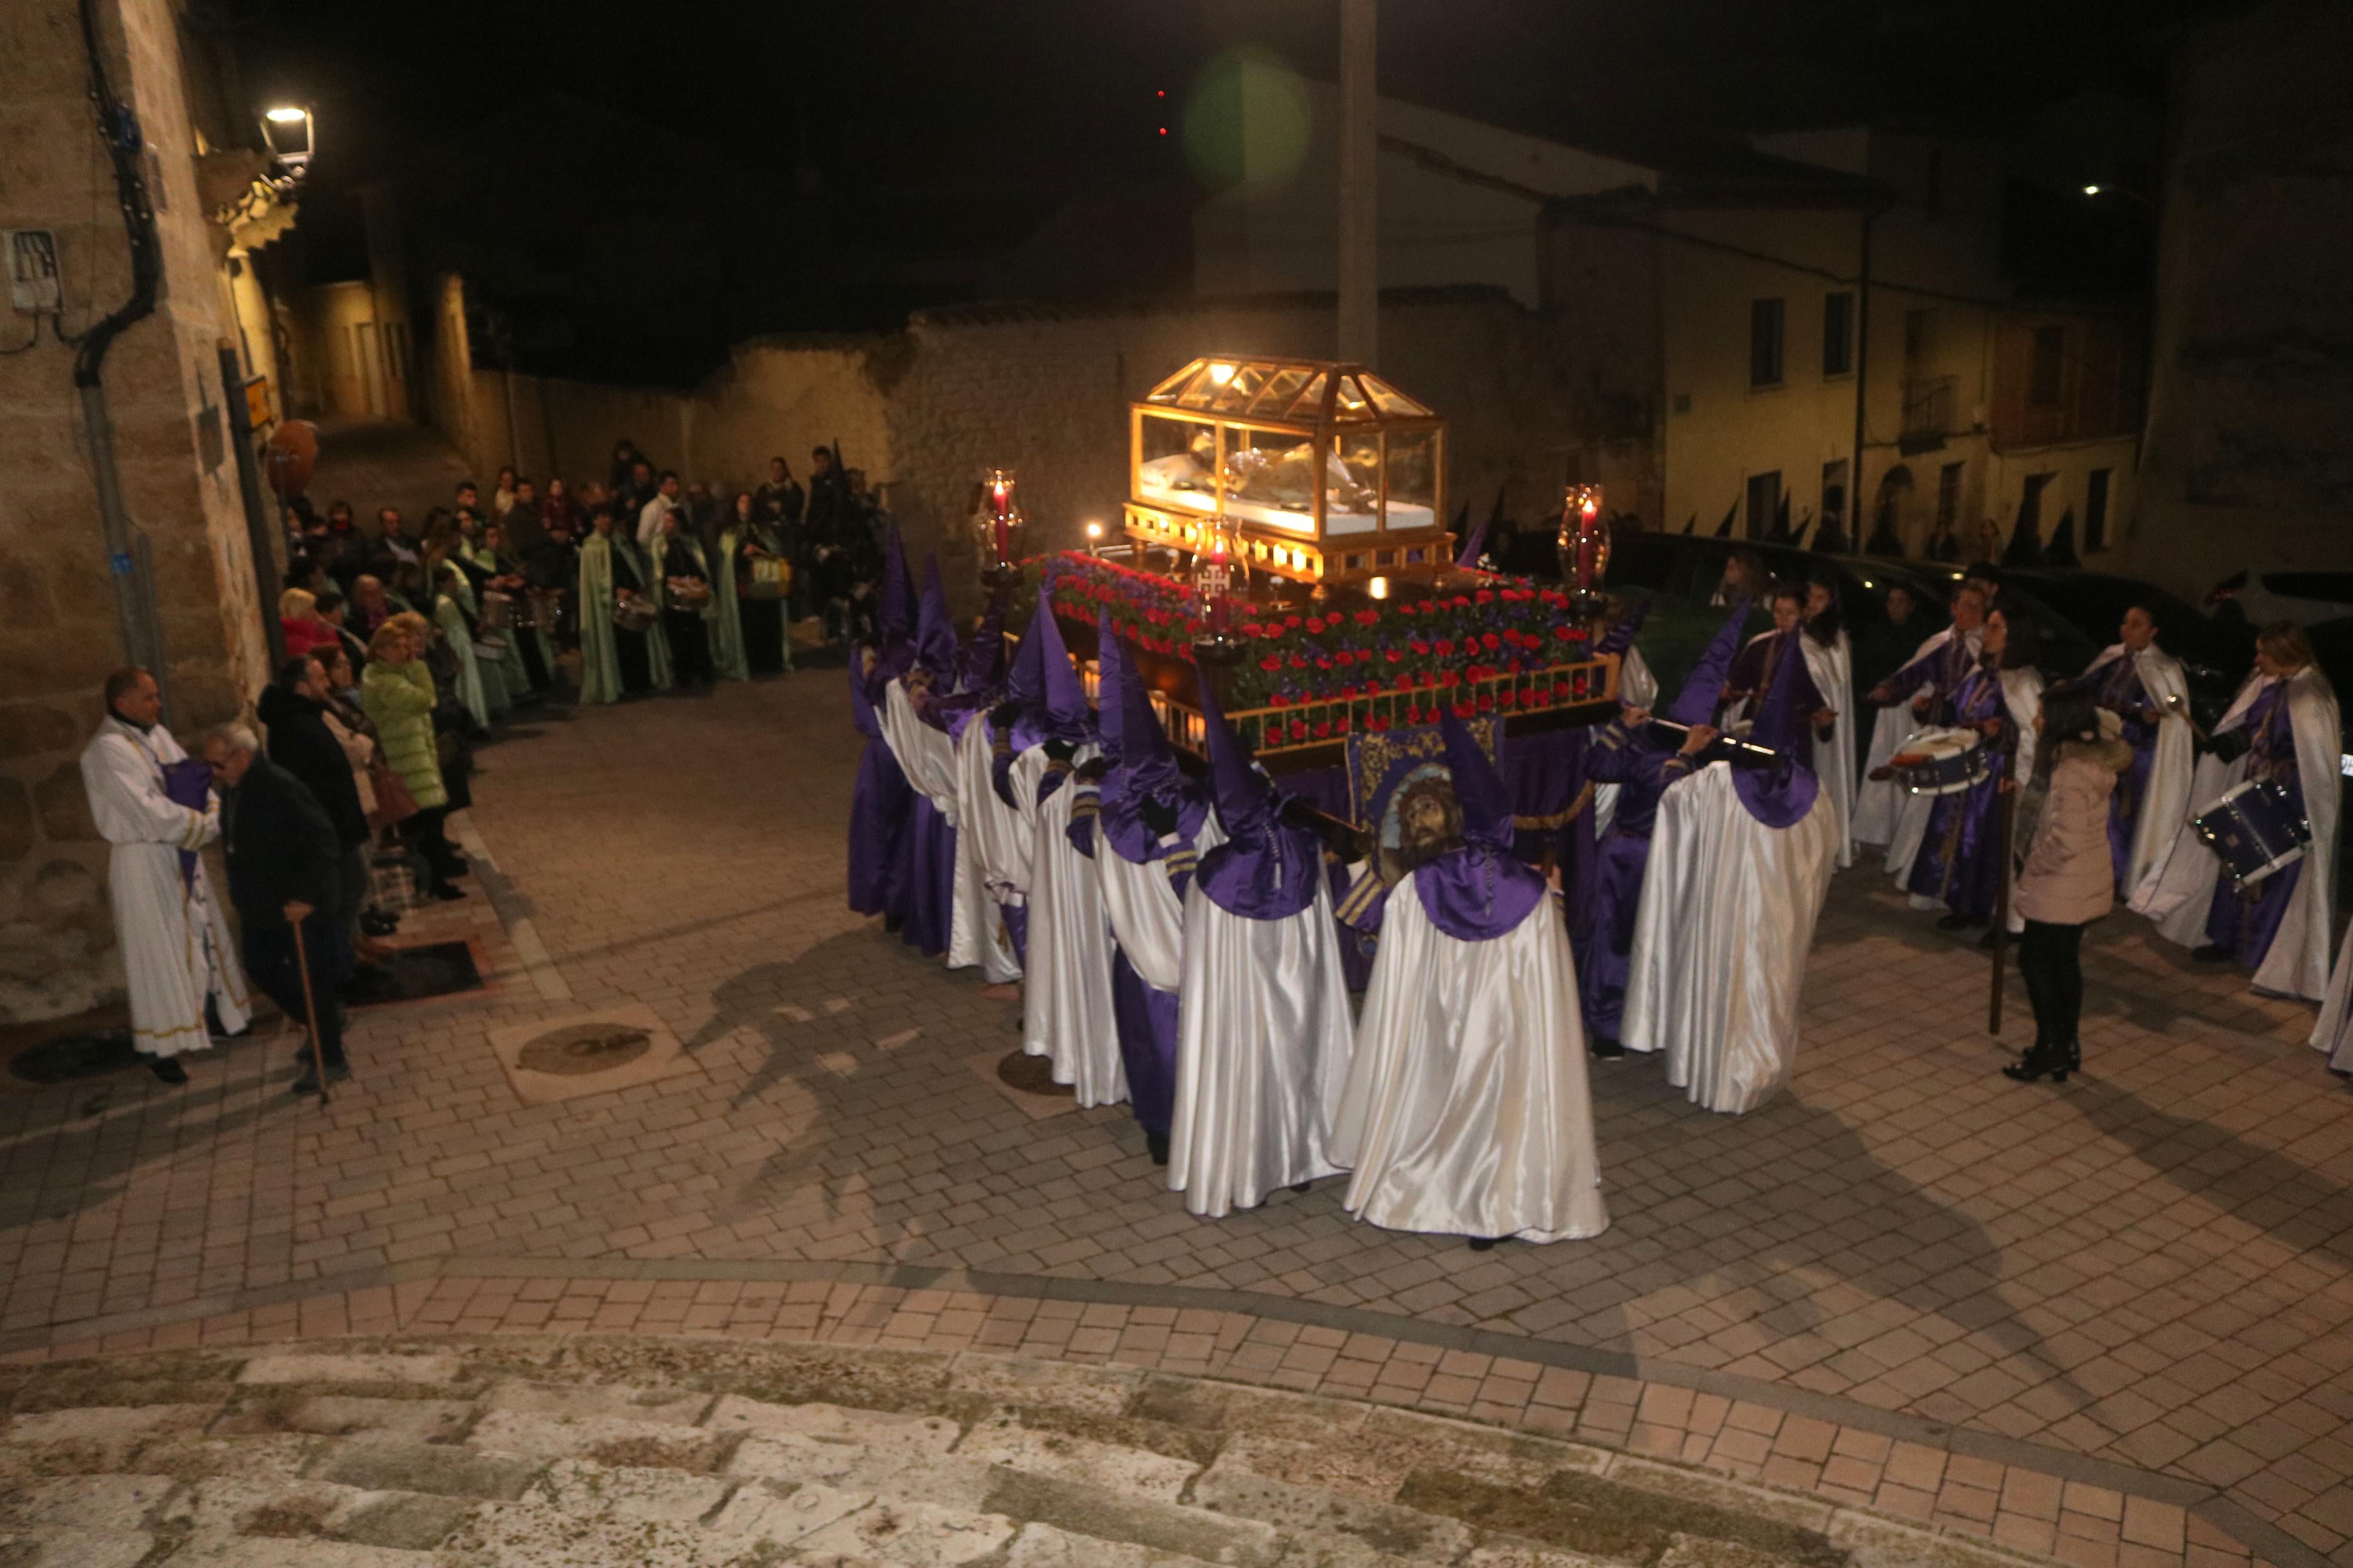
[74,0,171,714]
[221,342,286,671]
[1851,209,1874,553]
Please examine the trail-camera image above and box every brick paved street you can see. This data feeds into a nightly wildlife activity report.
[5,670,2351,1565]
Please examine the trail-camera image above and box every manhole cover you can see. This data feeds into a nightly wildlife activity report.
[10,1030,143,1085]
[517,1024,652,1076]
[995,1049,1074,1097]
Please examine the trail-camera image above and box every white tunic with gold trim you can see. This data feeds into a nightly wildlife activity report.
[79,717,250,1056]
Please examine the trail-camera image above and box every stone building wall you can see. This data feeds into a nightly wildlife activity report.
[2123,0,2353,600]
[0,0,271,1022]
[439,287,1595,609]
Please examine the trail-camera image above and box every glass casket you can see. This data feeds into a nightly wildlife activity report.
[1125,355,1448,586]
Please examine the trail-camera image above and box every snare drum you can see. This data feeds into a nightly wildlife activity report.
[528,591,560,637]
[2192,777,2311,887]
[613,593,659,632]
[480,590,514,633]
[666,577,712,610]
[1886,728,1988,796]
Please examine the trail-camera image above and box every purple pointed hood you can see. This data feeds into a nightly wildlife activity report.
[1418,712,1547,941]
[1730,628,1822,829]
[1100,648,1209,862]
[957,582,1010,696]
[878,522,913,643]
[913,557,957,680]
[1006,596,1049,710]
[1193,664,1321,920]
[1035,603,1093,744]
[1663,596,1749,726]
[1439,710,1514,852]
[1596,596,1652,659]
[1454,517,1489,570]
[1094,614,1127,765]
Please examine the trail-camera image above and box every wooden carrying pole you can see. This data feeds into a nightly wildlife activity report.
[290,913,331,1105]
[1989,783,2018,1034]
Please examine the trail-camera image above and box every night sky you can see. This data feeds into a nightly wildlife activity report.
[226,0,2213,369]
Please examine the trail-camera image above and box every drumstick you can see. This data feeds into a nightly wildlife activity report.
[2161,692,2211,746]
[1642,719,1787,765]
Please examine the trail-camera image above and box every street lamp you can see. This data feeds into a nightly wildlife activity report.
[261,106,314,171]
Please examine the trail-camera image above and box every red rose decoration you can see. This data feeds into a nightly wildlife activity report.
[1482,632,1501,653]
[1313,721,1332,739]
[1355,609,1379,627]
[1477,695,1495,714]
[1289,720,1308,742]
[1284,614,1303,630]
[1269,692,1290,707]
[1305,617,1325,634]
[1553,625,1577,642]
[1385,649,1403,664]
[1259,656,1283,671]
[1435,639,1456,657]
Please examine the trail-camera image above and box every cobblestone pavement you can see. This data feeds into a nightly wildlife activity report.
[3,674,2350,1566]
[0,1334,2131,1568]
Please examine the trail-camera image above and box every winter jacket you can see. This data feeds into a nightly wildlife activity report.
[221,757,342,933]
[361,657,448,811]
[257,684,369,849]
[2016,737,2132,926]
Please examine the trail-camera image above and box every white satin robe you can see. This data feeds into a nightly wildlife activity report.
[1168,878,1355,1218]
[1800,630,1857,870]
[1095,812,1223,993]
[947,717,1024,983]
[2073,642,2194,898]
[79,718,251,1057]
[1331,877,1610,1243]
[1593,646,1659,839]
[1022,752,1126,1107]
[1855,626,1979,849]
[2315,921,2353,1069]
[2132,667,2341,1001]
[1623,763,1838,1114]
[1891,667,2044,916]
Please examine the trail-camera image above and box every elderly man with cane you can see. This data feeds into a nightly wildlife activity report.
[203,724,351,1096]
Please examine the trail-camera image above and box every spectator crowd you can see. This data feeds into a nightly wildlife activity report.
[80,436,900,1094]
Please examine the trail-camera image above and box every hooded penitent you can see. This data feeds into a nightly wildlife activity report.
[1034,604,1094,746]
[913,557,957,686]
[1193,666,1321,920]
[1595,598,1651,662]
[1731,630,1822,828]
[1662,596,1751,728]
[1454,515,1489,570]
[1094,613,1127,768]
[878,521,914,645]
[1100,643,1209,863]
[1411,712,1547,941]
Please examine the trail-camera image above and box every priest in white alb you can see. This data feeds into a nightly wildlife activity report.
[1169,667,1355,1218]
[1330,712,1610,1249]
[79,668,250,1085]
[1623,632,1840,1114]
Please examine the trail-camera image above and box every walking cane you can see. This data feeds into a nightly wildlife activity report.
[290,911,332,1107]
[1988,780,2018,1036]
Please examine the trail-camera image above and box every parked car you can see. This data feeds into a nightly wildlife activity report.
[2206,570,2353,628]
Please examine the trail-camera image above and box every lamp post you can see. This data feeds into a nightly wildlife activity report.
[1336,0,1377,367]
[260,106,314,174]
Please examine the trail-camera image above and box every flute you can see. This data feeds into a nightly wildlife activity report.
[1639,719,1788,766]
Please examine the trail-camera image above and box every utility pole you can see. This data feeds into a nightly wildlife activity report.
[1336,0,1378,367]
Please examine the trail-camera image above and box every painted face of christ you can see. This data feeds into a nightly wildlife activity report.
[1395,775,1465,870]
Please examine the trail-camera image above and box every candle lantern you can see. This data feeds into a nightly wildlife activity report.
[978,467,1024,586]
[1557,482,1609,618]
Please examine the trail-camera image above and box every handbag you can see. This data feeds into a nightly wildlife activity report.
[367,759,418,830]
[368,848,430,913]
[744,556,790,599]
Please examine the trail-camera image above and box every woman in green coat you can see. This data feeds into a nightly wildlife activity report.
[433,561,499,729]
[361,623,464,898]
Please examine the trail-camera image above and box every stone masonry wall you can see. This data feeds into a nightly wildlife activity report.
[0,0,269,1022]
